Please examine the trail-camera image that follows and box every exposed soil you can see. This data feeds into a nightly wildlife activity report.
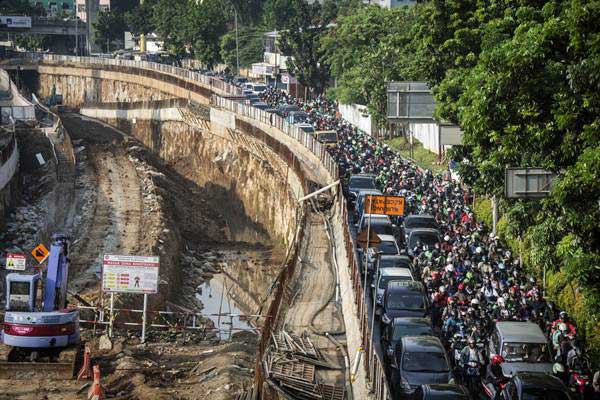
[0,114,286,399]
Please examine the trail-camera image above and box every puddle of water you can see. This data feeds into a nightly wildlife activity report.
[195,273,254,340]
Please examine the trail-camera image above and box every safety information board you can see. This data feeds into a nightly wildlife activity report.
[102,255,159,294]
[5,253,26,271]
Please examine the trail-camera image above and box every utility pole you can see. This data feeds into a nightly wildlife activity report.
[139,0,146,53]
[234,6,239,75]
[75,14,78,55]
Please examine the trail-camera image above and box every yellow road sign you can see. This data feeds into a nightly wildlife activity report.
[364,195,405,216]
[31,244,50,264]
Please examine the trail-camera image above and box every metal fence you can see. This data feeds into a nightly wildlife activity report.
[5,53,392,400]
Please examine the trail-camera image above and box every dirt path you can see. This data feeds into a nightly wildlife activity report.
[60,115,144,294]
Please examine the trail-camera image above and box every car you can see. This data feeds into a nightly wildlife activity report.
[314,130,339,147]
[355,189,383,218]
[413,384,470,400]
[232,76,248,86]
[356,213,396,238]
[297,123,315,133]
[488,321,554,376]
[382,317,433,362]
[403,214,439,239]
[381,281,429,323]
[275,104,301,117]
[286,111,309,124]
[407,228,442,254]
[497,372,571,400]
[347,174,377,202]
[390,336,454,398]
[252,101,270,110]
[372,267,414,306]
[242,89,254,97]
[378,254,412,270]
[245,83,267,95]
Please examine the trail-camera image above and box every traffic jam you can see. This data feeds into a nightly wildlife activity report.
[257,86,596,399]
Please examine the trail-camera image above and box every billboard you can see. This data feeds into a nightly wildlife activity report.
[387,81,436,121]
[0,16,32,29]
[505,168,558,199]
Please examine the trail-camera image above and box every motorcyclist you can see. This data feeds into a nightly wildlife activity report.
[461,337,484,366]
[486,355,507,387]
[551,311,577,337]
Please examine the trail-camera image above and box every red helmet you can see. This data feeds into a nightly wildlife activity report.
[458,283,465,291]
[492,355,504,366]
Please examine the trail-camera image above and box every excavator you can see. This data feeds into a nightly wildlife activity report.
[1,234,80,379]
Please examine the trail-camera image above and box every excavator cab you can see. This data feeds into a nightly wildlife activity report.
[5,273,40,312]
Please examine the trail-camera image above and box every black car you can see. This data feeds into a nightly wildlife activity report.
[381,281,429,324]
[275,104,301,117]
[413,384,470,400]
[407,228,442,255]
[496,372,571,400]
[382,317,433,362]
[390,336,454,399]
[403,214,439,239]
[347,174,377,202]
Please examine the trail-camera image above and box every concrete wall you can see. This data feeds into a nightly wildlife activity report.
[0,132,19,228]
[409,121,440,154]
[339,103,376,137]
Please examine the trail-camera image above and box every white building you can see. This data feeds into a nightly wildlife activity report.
[365,0,417,8]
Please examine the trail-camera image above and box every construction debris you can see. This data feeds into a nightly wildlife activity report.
[265,330,345,400]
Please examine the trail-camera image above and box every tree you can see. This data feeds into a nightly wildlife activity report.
[93,10,127,52]
[126,0,157,36]
[278,0,339,95]
[220,27,264,70]
[321,5,422,123]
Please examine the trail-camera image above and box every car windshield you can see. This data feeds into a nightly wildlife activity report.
[409,233,439,249]
[402,351,449,373]
[387,293,424,310]
[371,223,394,236]
[378,241,398,255]
[350,177,376,190]
[379,258,410,269]
[253,85,266,92]
[393,325,432,341]
[317,132,337,143]
[502,342,551,362]
[522,389,570,400]
[405,218,437,229]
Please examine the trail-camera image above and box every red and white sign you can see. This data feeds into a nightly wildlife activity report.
[102,255,159,294]
[5,253,26,271]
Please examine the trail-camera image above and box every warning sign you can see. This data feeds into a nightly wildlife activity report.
[31,244,50,264]
[102,255,159,294]
[364,195,405,216]
[5,253,26,271]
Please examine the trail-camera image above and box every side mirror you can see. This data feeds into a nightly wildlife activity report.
[370,283,375,289]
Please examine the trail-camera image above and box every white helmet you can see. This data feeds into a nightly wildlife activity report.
[446,264,454,272]
[444,235,451,242]
[476,247,483,254]
[471,299,480,306]
[497,298,506,307]
[439,286,446,293]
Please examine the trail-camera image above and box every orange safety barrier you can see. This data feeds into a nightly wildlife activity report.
[87,365,105,400]
[77,345,92,381]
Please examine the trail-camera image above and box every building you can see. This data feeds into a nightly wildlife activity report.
[76,0,110,22]
[365,0,417,8]
[30,0,75,15]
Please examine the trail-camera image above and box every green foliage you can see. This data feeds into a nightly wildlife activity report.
[93,10,127,52]
[277,0,340,95]
[321,5,423,123]
[125,0,157,36]
[473,197,492,228]
[220,27,264,70]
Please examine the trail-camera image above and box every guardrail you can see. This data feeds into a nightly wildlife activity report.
[5,53,391,399]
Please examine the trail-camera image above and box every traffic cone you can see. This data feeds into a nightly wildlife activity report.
[77,345,92,381]
[87,365,105,400]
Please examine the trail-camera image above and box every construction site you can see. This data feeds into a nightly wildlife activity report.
[0,55,360,400]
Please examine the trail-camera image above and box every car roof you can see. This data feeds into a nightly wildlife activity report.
[380,255,411,261]
[392,317,431,326]
[377,234,397,242]
[405,214,436,221]
[514,372,567,390]
[496,321,547,344]
[296,123,313,128]
[350,174,376,179]
[402,336,444,352]
[357,189,383,197]
[289,110,307,115]
[380,267,412,277]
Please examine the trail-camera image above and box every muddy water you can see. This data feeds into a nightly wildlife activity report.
[196,247,284,340]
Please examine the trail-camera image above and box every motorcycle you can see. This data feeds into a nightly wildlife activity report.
[569,369,593,400]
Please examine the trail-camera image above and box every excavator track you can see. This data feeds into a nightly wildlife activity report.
[0,344,79,380]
